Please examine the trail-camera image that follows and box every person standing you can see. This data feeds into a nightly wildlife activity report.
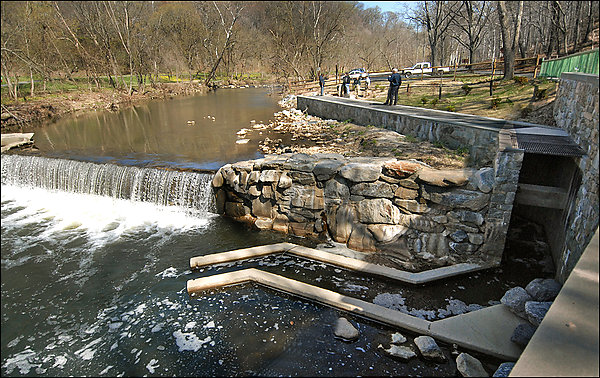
[319,72,325,96]
[364,73,371,96]
[383,68,402,105]
[342,73,351,97]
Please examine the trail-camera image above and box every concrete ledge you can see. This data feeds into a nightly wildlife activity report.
[1,133,34,153]
[510,227,599,377]
[189,243,485,284]
[187,268,523,360]
[561,72,600,88]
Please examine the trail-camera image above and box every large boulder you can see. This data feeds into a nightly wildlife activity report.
[525,278,562,301]
[501,287,533,319]
[456,352,489,377]
[358,198,401,224]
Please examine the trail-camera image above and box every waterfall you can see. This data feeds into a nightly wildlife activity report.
[1,154,216,214]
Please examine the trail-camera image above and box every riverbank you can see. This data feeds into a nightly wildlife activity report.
[0,82,210,133]
[246,96,469,170]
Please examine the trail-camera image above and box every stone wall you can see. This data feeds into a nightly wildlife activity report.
[212,152,520,272]
[553,72,599,282]
[297,95,500,167]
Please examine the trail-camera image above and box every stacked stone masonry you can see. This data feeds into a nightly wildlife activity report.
[553,72,599,282]
[213,152,520,271]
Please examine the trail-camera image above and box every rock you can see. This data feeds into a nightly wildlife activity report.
[358,198,401,224]
[212,172,224,188]
[272,214,289,233]
[450,230,468,242]
[525,301,552,326]
[492,362,515,377]
[339,162,382,182]
[333,317,359,340]
[470,168,495,193]
[347,223,377,252]
[259,170,281,183]
[393,199,429,214]
[394,186,418,199]
[351,181,396,198]
[252,197,274,218]
[510,323,537,347]
[425,187,490,211]
[418,168,476,187]
[367,224,408,243]
[447,210,485,226]
[290,186,324,210]
[225,201,248,218]
[383,161,423,179]
[468,233,484,245]
[289,171,316,185]
[456,352,489,377]
[378,344,416,360]
[414,336,446,362]
[277,173,293,189]
[501,287,533,319]
[324,178,350,201]
[254,217,273,230]
[525,278,562,301]
[327,204,357,243]
[313,159,344,181]
[390,332,406,344]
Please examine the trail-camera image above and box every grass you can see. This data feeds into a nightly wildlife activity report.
[373,74,556,120]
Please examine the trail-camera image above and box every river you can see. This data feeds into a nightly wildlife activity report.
[1,87,551,376]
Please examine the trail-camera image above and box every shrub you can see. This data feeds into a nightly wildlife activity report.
[445,104,456,112]
[513,76,529,85]
[490,97,502,109]
[421,96,428,105]
[533,86,548,100]
[461,84,472,95]
[431,98,439,106]
[404,135,418,143]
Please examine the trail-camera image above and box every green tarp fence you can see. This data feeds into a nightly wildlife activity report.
[539,49,599,78]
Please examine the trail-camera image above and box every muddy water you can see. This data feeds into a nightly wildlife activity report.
[1,88,553,376]
[30,87,284,170]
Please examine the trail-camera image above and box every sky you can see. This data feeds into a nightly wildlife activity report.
[359,1,419,14]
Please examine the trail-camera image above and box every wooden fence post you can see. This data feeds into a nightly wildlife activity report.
[533,55,541,79]
[453,62,457,81]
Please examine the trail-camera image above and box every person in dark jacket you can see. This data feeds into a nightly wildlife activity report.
[383,68,402,105]
[342,73,351,96]
[319,73,325,96]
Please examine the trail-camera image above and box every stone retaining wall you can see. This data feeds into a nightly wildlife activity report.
[553,72,599,282]
[297,95,499,166]
[212,151,520,271]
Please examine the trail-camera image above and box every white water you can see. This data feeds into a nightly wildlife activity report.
[1,154,216,212]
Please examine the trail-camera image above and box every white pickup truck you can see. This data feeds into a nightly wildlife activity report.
[402,62,449,78]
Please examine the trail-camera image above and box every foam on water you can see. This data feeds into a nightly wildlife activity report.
[1,184,214,254]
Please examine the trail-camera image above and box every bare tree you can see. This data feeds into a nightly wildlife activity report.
[497,0,523,80]
[451,1,490,66]
[410,1,462,66]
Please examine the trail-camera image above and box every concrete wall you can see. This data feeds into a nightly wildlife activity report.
[212,152,521,272]
[553,72,599,282]
[297,96,499,167]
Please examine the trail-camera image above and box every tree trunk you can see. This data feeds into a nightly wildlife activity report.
[497,1,523,81]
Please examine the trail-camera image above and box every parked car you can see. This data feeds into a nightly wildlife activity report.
[402,62,449,78]
[348,68,367,79]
